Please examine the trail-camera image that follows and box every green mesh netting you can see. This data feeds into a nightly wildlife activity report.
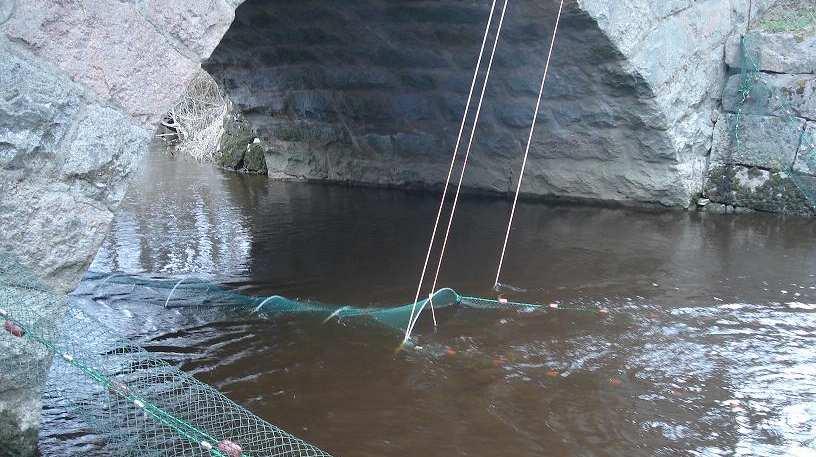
[727,32,816,211]
[88,271,604,336]
[1,259,604,455]
[0,257,332,457]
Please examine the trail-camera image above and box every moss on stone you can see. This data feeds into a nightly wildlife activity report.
[705,165,814,216]
[216,114,268,175]
[272,124,309,142]
[758,0,816,38]
[0,410,38,457]
[689,192,702,208]
[243,141,267,173]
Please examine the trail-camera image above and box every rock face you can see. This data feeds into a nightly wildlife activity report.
[722,73,816,120]
[726,31,816,74]
[206,0,766,207]
[216,110,269,174]
[711,114,805,170]
[707,30,816,215]
[0,1,239,454]
[0,45,150,293]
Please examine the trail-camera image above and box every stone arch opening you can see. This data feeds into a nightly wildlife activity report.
[0,0,768,452]
[203,0,688,206]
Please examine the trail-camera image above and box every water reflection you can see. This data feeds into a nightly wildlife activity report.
[90,150,253,278]
[38,151,816,457]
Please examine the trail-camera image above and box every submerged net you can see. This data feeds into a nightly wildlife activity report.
[87,271,606,335]
[2,261,604,455]
[0,257,331,457]
[726,32,816,211]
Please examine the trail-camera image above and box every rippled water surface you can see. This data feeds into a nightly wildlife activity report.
[40,152,816,456]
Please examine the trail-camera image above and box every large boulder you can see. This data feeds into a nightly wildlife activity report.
[0,44,149,292]
[2,0,239,128]
[0,0,240,453]
[216,110,269,174]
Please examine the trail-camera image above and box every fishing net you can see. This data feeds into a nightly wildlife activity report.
[0,256,332,457]
[86,271,605,336]
[723,31,816,212]
[1,258,602,455]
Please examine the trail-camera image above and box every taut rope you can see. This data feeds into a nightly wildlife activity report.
[494,0,565,289]
[404,0,504,344]
[428,0,511,312]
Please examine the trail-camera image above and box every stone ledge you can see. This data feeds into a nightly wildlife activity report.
[726,31,816,74]
[711,113,804,170]
[722,73,816,120]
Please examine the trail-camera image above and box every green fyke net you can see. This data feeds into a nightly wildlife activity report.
[89,271,607,336]
[0,256,332,457]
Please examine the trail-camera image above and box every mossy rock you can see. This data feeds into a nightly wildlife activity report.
[243,141,267,172]
[217,115,268,175]
[705,165,815,216]
[0,410,38,457]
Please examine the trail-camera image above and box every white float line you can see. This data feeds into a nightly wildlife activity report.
[322,306,349,324]
[164,276,190,308]
[429,0,511,299]
[408,0,510,343]
[253,295,278,313]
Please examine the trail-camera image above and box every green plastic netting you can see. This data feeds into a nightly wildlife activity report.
[87,271,601,336]
[2,253,605,456]
[726,32,816,211]
[0,256,332,457]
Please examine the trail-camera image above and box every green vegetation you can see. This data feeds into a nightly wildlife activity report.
[760,12,816,34]
[705,165,814,216]
[759,0,816,37]
[217,117,268,174]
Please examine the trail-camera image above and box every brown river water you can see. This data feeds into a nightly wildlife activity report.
[39,151,816,456]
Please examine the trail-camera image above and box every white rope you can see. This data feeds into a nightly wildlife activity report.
[164,276,190,308]
[494,0,565,289]
[405,0,510,343]
[429,0,510,296]
[403,0,499,344]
